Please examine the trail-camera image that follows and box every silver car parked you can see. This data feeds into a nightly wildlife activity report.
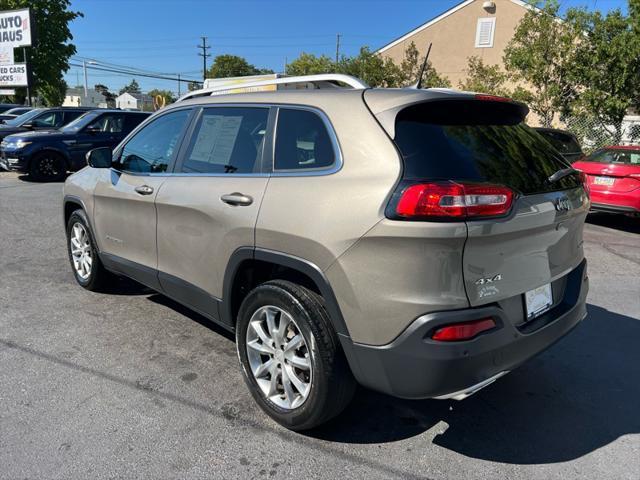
[63,75,589,430]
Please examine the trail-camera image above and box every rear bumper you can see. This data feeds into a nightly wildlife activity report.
[589,191,640,213]
[342,260,588,399]
[590,201,639,215]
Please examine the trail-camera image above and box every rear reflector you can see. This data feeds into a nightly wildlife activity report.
[475,94,512,103]
[395,182,514,219]
[431,318,497,342]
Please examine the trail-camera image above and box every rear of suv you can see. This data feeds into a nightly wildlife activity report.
[63,77,589,430]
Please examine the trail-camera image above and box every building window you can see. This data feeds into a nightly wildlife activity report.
[475,17,496,48]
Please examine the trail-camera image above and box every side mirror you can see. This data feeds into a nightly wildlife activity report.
[86,147,112,168]
[85,126,101,134]
[23,122,34,129]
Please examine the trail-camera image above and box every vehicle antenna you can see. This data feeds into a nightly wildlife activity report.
[413,42,433,90]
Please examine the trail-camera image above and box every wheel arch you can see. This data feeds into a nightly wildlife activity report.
[31,147,71,170]
[222,247,351,338]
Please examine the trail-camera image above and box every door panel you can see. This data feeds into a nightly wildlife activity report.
[93,170,165,288]
[156,176,268,306]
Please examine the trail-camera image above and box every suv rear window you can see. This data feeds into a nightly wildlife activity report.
[394,101,581,194]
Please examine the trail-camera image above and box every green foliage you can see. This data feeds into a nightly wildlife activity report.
[399,42,451,88]
[208,54,273,78]
[285,53,335,76]
[187,81,201,92]
[285,42,450,88]
[569,5,640,141]
[458,56,509,95]
[119,79,140,95]
[503,0,581,126]
[0,0,82,106]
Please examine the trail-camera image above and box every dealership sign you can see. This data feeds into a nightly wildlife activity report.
[0,9,31,48]
[0,63,27,86]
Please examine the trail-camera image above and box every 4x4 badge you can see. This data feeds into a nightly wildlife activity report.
[475,274,502,286]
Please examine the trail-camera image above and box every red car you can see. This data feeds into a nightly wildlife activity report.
[573,145,640,216]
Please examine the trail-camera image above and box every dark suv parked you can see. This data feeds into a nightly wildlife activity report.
[0,107,94,143]
[1,109,150,181]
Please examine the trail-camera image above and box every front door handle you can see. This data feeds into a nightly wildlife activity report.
[134,185,154,195]
[221,192,253,206]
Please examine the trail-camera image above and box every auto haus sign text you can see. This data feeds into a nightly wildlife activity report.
[0,9,31,47]
[0,63,27,86]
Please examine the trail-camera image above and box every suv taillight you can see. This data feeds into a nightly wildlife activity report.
[390,181,514,220]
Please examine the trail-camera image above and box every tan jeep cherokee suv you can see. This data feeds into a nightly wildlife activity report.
[63,75,589,430]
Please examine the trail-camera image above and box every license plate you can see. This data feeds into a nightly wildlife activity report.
[525,283,553,319]
[594,176,615,186]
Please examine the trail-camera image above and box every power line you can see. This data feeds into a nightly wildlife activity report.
[197,36,211,81]
[68,62,201,84]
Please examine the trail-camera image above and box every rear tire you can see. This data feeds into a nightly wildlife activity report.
[66,209,114,291]
[236,280,356,431]
[29,151,66,182]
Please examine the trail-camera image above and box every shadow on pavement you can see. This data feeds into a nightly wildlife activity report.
[311,304,640,464]
[587,212,639,234]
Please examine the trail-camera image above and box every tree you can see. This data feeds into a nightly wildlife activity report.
[1,0,82,105]
[285,43,450,88]
[148,88,175,106]
[187,81,201,92]
[569,4,640,140]
[94,83,115,105]
[285,53,335,76]
[503,0,581,126]
[399,42,451,88]
[119,79,141,95]
[339,47,404,87]
[208,54,273,78]
[458,56,509,95]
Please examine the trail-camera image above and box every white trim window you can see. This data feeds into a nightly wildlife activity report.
[475,17,496,48]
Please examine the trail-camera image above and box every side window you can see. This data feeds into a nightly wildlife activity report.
[63,110,84,124]
[274,108,335,171]
[181,107,269,174]
[124,114,148,134]
[116,109,191,173]
[32,111,63,128]
[86,113,126,133]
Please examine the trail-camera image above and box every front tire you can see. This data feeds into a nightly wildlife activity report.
[29,151,66,182]
[66,209,114,291]
[236,280,356,431]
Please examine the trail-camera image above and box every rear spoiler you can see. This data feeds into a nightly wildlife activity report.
[364,89,529,138]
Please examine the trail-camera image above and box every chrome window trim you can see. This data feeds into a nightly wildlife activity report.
[112,102,342,178]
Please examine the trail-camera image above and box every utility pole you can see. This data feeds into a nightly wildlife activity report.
[83,60,88,97]
[177,73,181,97]
[197,36,211,81]
[335,34,341,64]
[23,47,31,106]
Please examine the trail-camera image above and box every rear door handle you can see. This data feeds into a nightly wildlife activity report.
[221,192,253,206]
[134,185,154,195]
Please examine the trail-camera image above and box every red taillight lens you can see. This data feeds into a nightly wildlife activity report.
[475,94,512,102]
[431,318,497,342]
[395,182,514,219]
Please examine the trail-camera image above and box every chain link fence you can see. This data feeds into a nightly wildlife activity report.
[560,115,640,154]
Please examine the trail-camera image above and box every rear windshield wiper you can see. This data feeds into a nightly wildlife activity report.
[547,167,580,184]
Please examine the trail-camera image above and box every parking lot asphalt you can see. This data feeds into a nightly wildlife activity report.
[1,171,639,480]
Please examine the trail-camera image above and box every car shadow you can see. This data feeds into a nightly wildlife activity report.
[587,212,639,234]
[17,173,71,183]
[309,304,640,464]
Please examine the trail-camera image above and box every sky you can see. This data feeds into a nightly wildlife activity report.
[65,0,628,96]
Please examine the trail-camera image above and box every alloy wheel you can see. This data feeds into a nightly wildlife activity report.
[70,222,92,280]
[245,305,312,409]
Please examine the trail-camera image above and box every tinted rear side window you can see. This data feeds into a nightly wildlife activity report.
[537,130,582,154]
[274,108,335,171]
[394,101,581,194]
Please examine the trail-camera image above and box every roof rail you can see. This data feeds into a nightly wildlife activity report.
[177,74,369,102]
